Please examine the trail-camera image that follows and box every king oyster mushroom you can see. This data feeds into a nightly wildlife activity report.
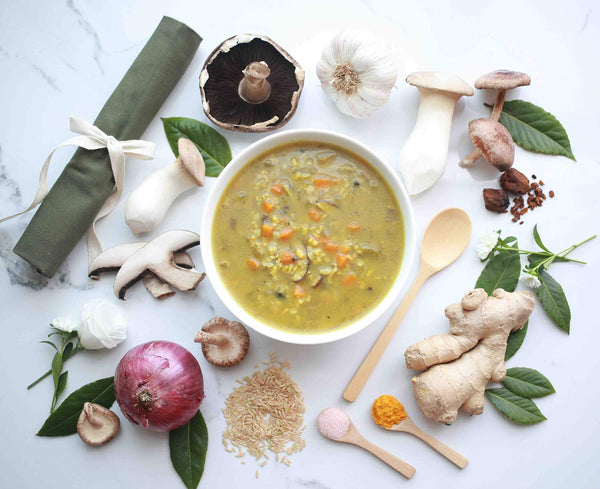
[397,72,473,195]
[125,138,205,235]
[89,241,196,299]
[77,402,120,446]
[112,230,205,300]
[194,317,250,367]
[459,118,514,170]
[200,34,304,132]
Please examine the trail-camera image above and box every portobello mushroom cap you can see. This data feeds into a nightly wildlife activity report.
[200,34,305,132]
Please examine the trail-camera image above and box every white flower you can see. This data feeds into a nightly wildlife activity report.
[50,316,79,333]
[78,298,127,350]
[520,272,541,289]
[476,230,499,260]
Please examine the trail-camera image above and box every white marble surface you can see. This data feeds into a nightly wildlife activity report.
[1,1,599,488]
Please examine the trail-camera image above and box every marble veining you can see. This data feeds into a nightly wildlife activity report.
[66,0,104,75]
[31,65,60,92]
[580,9,592,33]
[293,478,332,489]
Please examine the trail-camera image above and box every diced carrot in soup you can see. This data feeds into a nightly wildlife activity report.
[212,142,404,334]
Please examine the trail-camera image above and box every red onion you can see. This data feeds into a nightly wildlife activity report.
[114,341,204,432]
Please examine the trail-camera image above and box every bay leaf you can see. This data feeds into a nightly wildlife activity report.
[498,100,575,160]
[485,387,546,424]
[536,269,571,333]
[502,367,555,398]
[505,321,528,361]
[162,117,232,177]
[169,410,209,489]
[475,248,521,295]
[37,377,115,437]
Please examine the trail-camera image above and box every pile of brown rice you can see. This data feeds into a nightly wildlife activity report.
[222,352,306,476]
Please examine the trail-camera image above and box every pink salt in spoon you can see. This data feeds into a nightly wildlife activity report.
[317,407,416,479]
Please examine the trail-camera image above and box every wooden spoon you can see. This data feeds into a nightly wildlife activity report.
[385,416,468,469]
[323,417,416,479]
[343,208,472,402]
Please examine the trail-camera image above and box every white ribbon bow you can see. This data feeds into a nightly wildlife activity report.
[0,117,156,263]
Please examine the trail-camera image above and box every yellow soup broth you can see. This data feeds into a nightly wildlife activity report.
[212,142,405,334]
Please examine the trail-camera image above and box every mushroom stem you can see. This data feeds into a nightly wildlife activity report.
[459,148,482,167]
[83,402,104,429]
[398,90,462,195]
[194,331,229,348]
[125,158,198,235]
[490,89,507,121]
[238,61,272,104]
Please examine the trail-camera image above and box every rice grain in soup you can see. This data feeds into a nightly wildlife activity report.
[212,142,404,334]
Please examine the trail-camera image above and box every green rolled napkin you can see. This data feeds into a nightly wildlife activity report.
[14,16,201,277]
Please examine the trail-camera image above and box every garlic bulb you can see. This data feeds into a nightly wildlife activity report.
[316,30,398,118]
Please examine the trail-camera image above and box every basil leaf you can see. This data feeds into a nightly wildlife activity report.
[533,224,550,253]
[536,269,571,333]
[162,117,232,177]
[503,367,555,398]
[37,377,115,437]
[485,387,546,424]
[505,321,528,361]
[169,410,209,489]
[475,248,521,295]
[498,100,575,160]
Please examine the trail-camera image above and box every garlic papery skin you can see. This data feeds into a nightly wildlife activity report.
[316,30,398,118]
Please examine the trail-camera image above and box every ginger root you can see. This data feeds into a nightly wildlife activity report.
[405,288,534,424]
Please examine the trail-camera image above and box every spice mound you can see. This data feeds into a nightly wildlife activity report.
[372,395,407,429]
[317,407,350,440]
[222,353,306,473]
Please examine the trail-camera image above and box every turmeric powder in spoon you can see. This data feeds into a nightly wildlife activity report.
[372,395,407,429]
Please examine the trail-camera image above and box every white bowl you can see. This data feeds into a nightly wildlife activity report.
[201,129,416,344]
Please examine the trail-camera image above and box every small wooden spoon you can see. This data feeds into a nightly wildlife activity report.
[385,417,468,469]
[344,208,472,402]
[323,417,416,479]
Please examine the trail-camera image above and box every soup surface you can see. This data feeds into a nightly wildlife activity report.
[212,142,404,334]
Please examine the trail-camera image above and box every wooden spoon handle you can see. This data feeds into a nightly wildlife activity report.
[358,438,416,479]
[409,424,468,469]
[343,265,431,402]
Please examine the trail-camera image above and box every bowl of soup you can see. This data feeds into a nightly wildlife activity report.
[201,130,415,344]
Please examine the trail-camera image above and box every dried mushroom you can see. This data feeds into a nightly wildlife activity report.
[194,317,250,367]
[200,34,304,132]
[77,402,120,446]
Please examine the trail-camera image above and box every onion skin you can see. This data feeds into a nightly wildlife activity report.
[114,341,205,432]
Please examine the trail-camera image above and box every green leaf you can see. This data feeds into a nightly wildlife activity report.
[485,387,547,424]
[527,253,567,269]
[55,371,69,403]
[62,342,74,361]
[536,269,571,333]
[170,411,209,489]
[498,100,575,160]
[40,340,58,351]
[505,321,528,361]
[476,248,521,295]
[162,117,232,177]
[51,352,63,388]
[533,224,550,253]
[37,377,115,437]
[503,367,555,398]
